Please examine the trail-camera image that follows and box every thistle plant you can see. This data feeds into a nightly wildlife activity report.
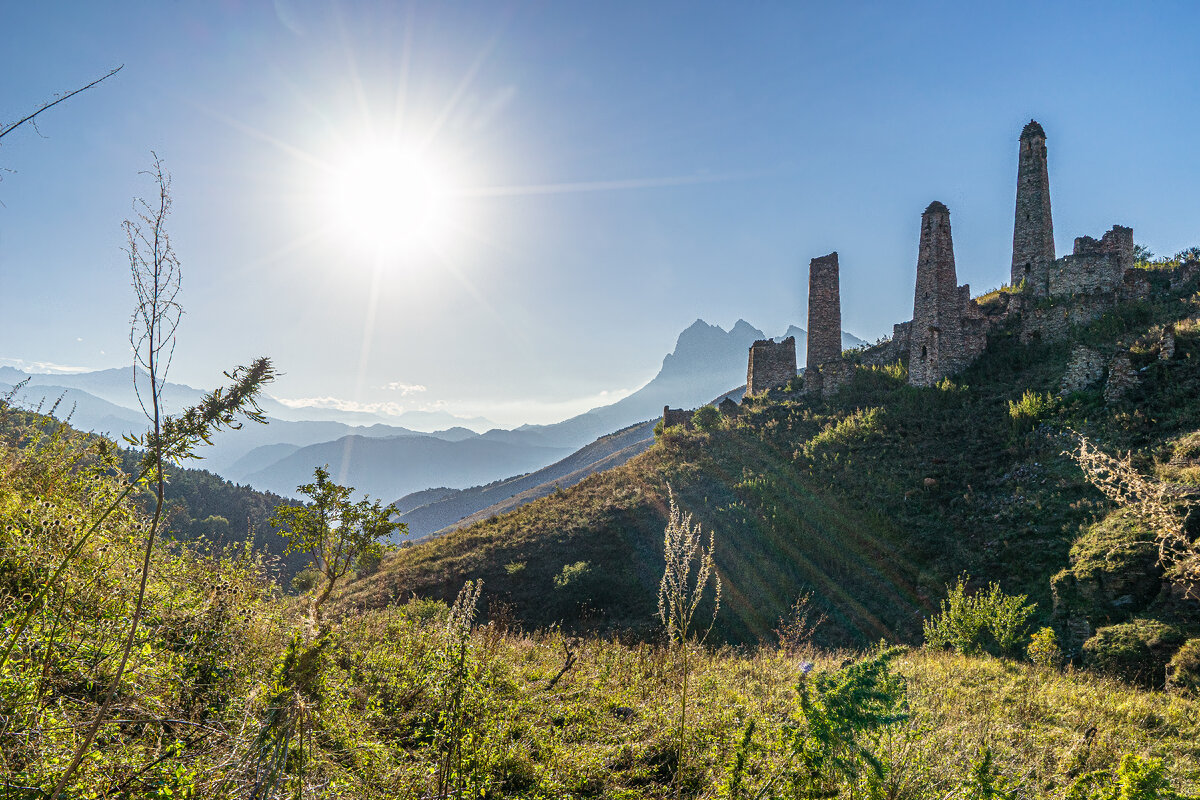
[658,485,721,797]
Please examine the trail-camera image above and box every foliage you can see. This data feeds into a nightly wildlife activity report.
[1065,754,1196,800]
[269,465,403,622]
[1009,388,1056,434]
[553,559,593,589]
[658,487,722,647]
[1167,639,1200,696]
[1028,626,1065,670]
[659,486,721,797]
[1069,433,1199,601]
[737,646,910,798]
[1083,619,1188,688]
[693,404,721,431]
[924,576,1036,658]
[291,567,321,594]
[774,592,826,656]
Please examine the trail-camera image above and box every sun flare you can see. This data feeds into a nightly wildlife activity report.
[328,144,462,258]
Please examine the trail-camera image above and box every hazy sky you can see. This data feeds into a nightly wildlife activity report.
[2,1,1198,427]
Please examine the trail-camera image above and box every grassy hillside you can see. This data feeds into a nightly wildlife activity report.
[4,285,1200,797]
[344,264,1200,659]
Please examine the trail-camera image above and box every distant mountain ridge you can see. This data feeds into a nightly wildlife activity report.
[3,319,868,502]
[485,320,868,452]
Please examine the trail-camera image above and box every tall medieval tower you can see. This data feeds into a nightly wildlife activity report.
[909,202,964,388]
[806,252,842,370]
[1011,120,1055,294]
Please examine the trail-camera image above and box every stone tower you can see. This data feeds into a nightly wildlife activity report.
[746,337,796,396]
[1011,119,1055,294]
[909,201,969,388]
[806,252,842,370]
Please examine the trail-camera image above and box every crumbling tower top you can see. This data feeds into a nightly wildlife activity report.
[1011,119,1055,293]
[806,252,842,369]
[1020,119,1046,140]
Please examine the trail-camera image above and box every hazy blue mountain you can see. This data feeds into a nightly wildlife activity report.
[242,434,571,500]
[0,367,484,477]
[0,378,146,434]
[490,320,869,451]
[394,420,658,540]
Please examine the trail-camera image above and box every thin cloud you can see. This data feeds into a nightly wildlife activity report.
[382,381,427,395]
[0,357,94,375]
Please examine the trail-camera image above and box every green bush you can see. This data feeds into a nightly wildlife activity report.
[1008,389,1055,434]
[1051,509,1162,625]
[1028,626,1065,670]
[1082,619,1187,688]
[291,567,322,594]
[924,576,1036,658]
[692,405,721,431]
[1166,638,1200,696]
[726,646,909,798]
[553,560,593,590]
[1065,754,1188,800]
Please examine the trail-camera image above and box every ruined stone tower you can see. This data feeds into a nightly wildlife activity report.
[806,252,842,370]
[746,337,796,396]
[909,201,986,387]
[1011,120,1055,294]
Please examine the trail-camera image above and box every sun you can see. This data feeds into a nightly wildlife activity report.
[328,143,461,258]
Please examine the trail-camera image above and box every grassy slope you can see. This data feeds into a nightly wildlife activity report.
[343,266,1200,649]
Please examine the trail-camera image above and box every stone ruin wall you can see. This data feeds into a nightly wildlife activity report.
[907,202,988,387]
[746,336,797,396]
[807,252,843,369]
[725,121,1191,410]
[1047,226,1134,296]
[662,406,693,429]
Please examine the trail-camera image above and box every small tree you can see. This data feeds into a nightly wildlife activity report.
[270,465,404,623]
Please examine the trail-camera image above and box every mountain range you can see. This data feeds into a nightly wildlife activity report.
[2,320,866,505]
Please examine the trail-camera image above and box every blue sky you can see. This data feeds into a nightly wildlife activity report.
[2,1,1198,427]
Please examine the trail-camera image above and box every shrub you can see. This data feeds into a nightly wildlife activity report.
[1051,509,1162,625]
[355,540,388,576]
[692,405,721,431]
[923,576,1036,658]
[553,560,593,589]
[291,567,322,594]
[1081,619,1186,688]
[1065,754,1184,800]
[1009,389,1055,434]
[1028,626,1065,670]
[785,646,909,795]
[1166,638,1200,696]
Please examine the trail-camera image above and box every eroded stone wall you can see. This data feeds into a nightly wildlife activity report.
[662,406,693,429]
[1060,345,1105,395]
[807,252,842,369]
[908,202,988,387]
[746,337,797,396]
[1048,226,1134,295]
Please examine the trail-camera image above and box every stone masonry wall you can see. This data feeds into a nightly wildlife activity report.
[746,336,797,396]
[662,406,693,429]
[1060,345,1105,395]
[908,202,986,387]
[1048,226,1134,296]
[807,252,843,369]
[1011,120,1056,294]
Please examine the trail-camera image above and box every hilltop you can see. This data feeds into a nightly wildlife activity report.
[342,257,1200,684]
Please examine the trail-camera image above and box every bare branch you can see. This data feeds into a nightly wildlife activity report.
[1067,431,1200,600]
[0,65,124,142]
